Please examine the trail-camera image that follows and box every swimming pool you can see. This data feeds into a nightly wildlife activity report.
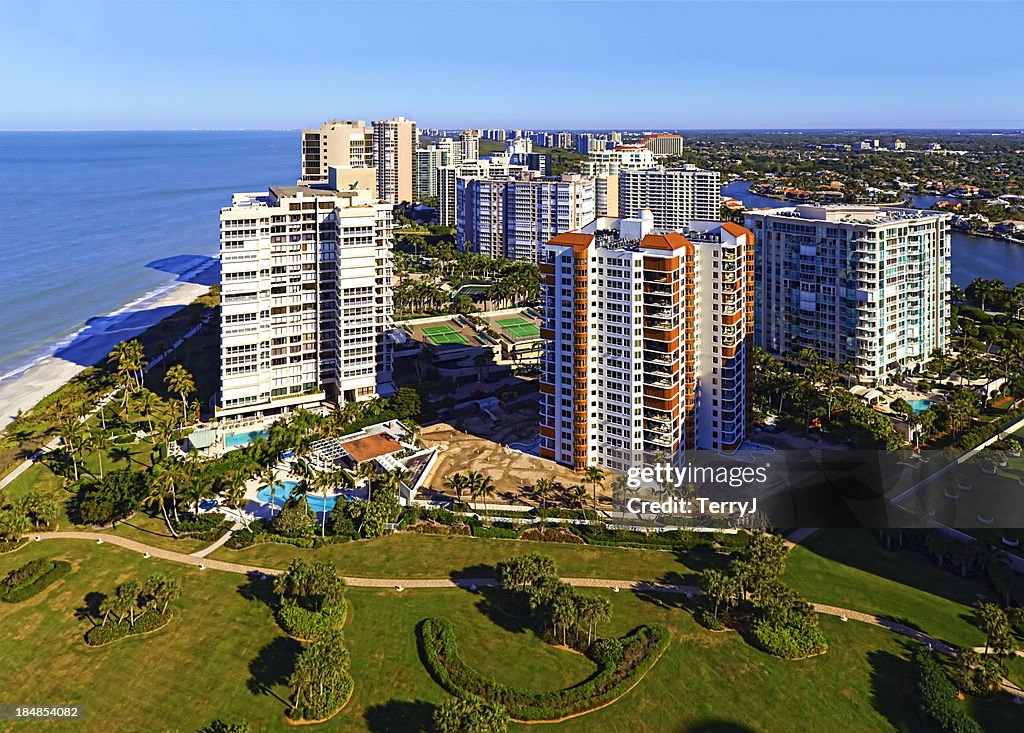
[225,429,270,448]
[908,398,932,414]
[508,434,542,456]
[256,480,342,513]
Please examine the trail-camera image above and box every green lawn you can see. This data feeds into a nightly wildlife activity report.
[211,533,705,583]
[1,539,1019,733]
[785,529,988,647]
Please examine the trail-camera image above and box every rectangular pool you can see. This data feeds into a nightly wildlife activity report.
[225,429,269,448]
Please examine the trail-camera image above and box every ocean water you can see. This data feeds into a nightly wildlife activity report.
[0,131,296,378]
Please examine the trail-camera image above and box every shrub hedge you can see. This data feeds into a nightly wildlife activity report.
[471,525,519,540]
[277,600,347,641]
[749,617,828,659]
[225,523,316,550]
[913,646,983,733]
[0,539,28,554]
[419,617,669,721]
[0,559,71,603]
[85,612,172,646]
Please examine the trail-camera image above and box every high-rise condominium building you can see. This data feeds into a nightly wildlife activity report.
[457,173,595,262]
[437,156,526,227]
[540,212,754,472]
[300,120,374,183]
[575,133,611,154]
[459,130,480,163]
[618,165,721,231]
[415,147,443,200]
[641,133,684,157]
[582,145,657,216]
[217,167,395,418]
[745,205,951,384]
[372,116,418,204]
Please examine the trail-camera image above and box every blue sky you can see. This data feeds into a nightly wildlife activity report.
[2,0,1022,130]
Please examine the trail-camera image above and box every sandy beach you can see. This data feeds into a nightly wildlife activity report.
[0,277,215,432]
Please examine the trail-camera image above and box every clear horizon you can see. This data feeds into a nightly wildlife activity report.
[3,0,1023,130]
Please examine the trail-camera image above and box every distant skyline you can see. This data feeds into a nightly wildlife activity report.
[3,0,1023,131]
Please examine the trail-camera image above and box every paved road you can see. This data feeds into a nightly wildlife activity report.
[24,530,1024,699]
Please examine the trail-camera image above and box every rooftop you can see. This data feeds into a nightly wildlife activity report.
[269,184,356,200]
[339,432,405,463]
[750,204,951,226]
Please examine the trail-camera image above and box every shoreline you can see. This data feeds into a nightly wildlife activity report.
[0,261,219,432]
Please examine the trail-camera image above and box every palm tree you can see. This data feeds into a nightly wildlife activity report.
[444,473,470,505]
[313,469,351,537]
[469,471,496,515]
[144,476,179,538]
[58,418,85,482]
[261,465,281,517]
[153,459,186,524]
[222,472,251,531]
[86,422,107,479]
[164,365,196,423]
[108,341,136,403]
[355,461,376,501]
[570,484,587,510]
[532,477,553,510]
[136,388,156,433]
[151,416,177,463]
[584,465,606,511]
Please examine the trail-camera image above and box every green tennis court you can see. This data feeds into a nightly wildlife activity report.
[422,324,469,345]
[497,317,541,339]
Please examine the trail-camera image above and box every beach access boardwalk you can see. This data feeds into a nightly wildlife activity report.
[23,530,1024,699]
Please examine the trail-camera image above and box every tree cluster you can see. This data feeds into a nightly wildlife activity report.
[699,532,827,658]
[86,574,181,645]
[273,558,348,640]
[287,631,353,722]
[496,553,611,650]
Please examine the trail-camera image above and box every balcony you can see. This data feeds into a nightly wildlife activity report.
[644,351,674,366]
[644,431,674,447]
[644,317,677,331]
[644,375,676,389]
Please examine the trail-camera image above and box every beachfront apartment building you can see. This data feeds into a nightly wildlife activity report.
[745,205,951,384]
[618,165,721,232]
[300,120,374,183]
[217,167,395,418]
[438,156,527,227]
[582,145,658,217]
[457,173,596,262]
[539,211,754,473]
[372,116,418,204]
[641,133,685,157]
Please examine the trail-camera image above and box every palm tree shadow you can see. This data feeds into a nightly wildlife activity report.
[237,571,276,608]
[448,562,495,581]
[363,700,435,732]
[472,585,535,634]
[867,644,919,731]
[633,588,702,614]
[109,446,136,466]
[74,591,106,627]
[246,636,301,704]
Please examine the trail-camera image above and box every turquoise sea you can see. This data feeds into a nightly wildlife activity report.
[0,130,296,379]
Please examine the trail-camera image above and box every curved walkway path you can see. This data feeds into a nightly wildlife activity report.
[24,531,1024,699]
